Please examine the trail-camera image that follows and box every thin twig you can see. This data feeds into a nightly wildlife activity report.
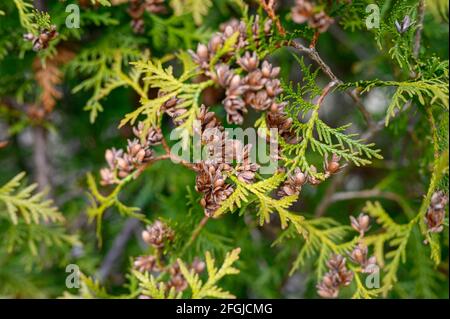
[258,0,373,126]
[259,0,286,36]
[413,0,426,59]
[289,40,340,82]
[96,218,141,283]
[289,40,374,127]
[328,189,413,214]
[328,25,370,61]
[32,125,51,193]
[180,216,210,256]
[316,80,339,105]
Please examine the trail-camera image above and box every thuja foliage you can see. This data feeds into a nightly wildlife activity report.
[0,0,448,299]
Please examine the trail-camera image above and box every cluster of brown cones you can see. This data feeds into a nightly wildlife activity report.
[278,154,344,197]
[192,106,260,217]
[100,122,163,185]
[425,191,448,234]
[190,16,272,78]
[133,220,205,296]
[214,52,286,125]
[23,25,58,52]
[316,254,354,298]
[291,0,334,33]
[317,213,377,298]
[127,0,166,33]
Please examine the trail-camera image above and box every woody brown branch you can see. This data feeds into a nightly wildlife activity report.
[258,0,286,36]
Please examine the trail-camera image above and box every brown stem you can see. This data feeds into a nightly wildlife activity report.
[289,40,339,82]
[97,218,141,283]
[180,216,210,256]
[32,125,51,193]
[316,80,339,106]
[161,136,171,154]
[289,40,374,127]
[259,0,286,36]
[310,31,320,49]
[413,0,426,59]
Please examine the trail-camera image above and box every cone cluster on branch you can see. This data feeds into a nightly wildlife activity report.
[134,255,158,273]
[316,254,353,298]
[167,258,205,292]
[190,16,272,78]
[100,122,163,185]
[192,106,260,216]
[214,52,286,125]
[265,104,298,145]
[350,213,370,236]
[23,25,58,52]
[425,191,448,233]
[127,0,166,33]
[142,220,175,248]
[317,213,377,298]
[278,154,344,197]
[348,213,377,272]
[349,242,377,273]
[133,223,205,297]
[194,162,234,217]
[291,0,334,33]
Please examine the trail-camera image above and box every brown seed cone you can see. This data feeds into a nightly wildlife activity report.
[324,153,344,177]
[144,0,166,14]
[349,243,378,274]
[160,93,187,126]
[235,145,260,184]
[309,11,334,33]
[167,262,188,292]
[291,0,314,24]
[195,162,234,217]
[277,167,307,197]
[425,191,448,233]
[191,257,206,274]
[237,51,260,72]
[317,253,354,298]
[100,168,116,186]
[142,220,175,248]
[195,105,223,139]
[266,108,298,144]
[133,255,158,273]
[316,277,339,299]
[350,213,370,236]
[224,96,247,125]
[326,254,347,273]
[291,0,334,33]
